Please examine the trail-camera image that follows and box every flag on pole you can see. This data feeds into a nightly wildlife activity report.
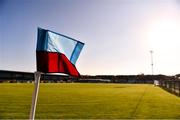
[36,28,84,77]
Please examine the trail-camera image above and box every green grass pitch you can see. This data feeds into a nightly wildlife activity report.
[0,83,180,119]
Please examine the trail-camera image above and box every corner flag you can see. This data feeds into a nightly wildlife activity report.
[36,28,84,77]
[31,28,84,119]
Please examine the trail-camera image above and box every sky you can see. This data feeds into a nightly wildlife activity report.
[1,0,180,75]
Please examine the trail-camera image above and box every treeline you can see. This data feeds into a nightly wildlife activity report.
[79,74,175,83]
[0,70,179,83]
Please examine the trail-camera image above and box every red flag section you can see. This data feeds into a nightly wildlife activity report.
[36,51,80,77]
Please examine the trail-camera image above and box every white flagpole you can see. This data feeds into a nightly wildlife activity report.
[29,71,41,120]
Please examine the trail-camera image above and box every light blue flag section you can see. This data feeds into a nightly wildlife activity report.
[36,28,84,65]
[70,42,84,65]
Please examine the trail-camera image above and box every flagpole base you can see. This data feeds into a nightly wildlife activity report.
[29,71,41,120]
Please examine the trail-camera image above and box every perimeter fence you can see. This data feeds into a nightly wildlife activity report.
[159,80,180,96]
